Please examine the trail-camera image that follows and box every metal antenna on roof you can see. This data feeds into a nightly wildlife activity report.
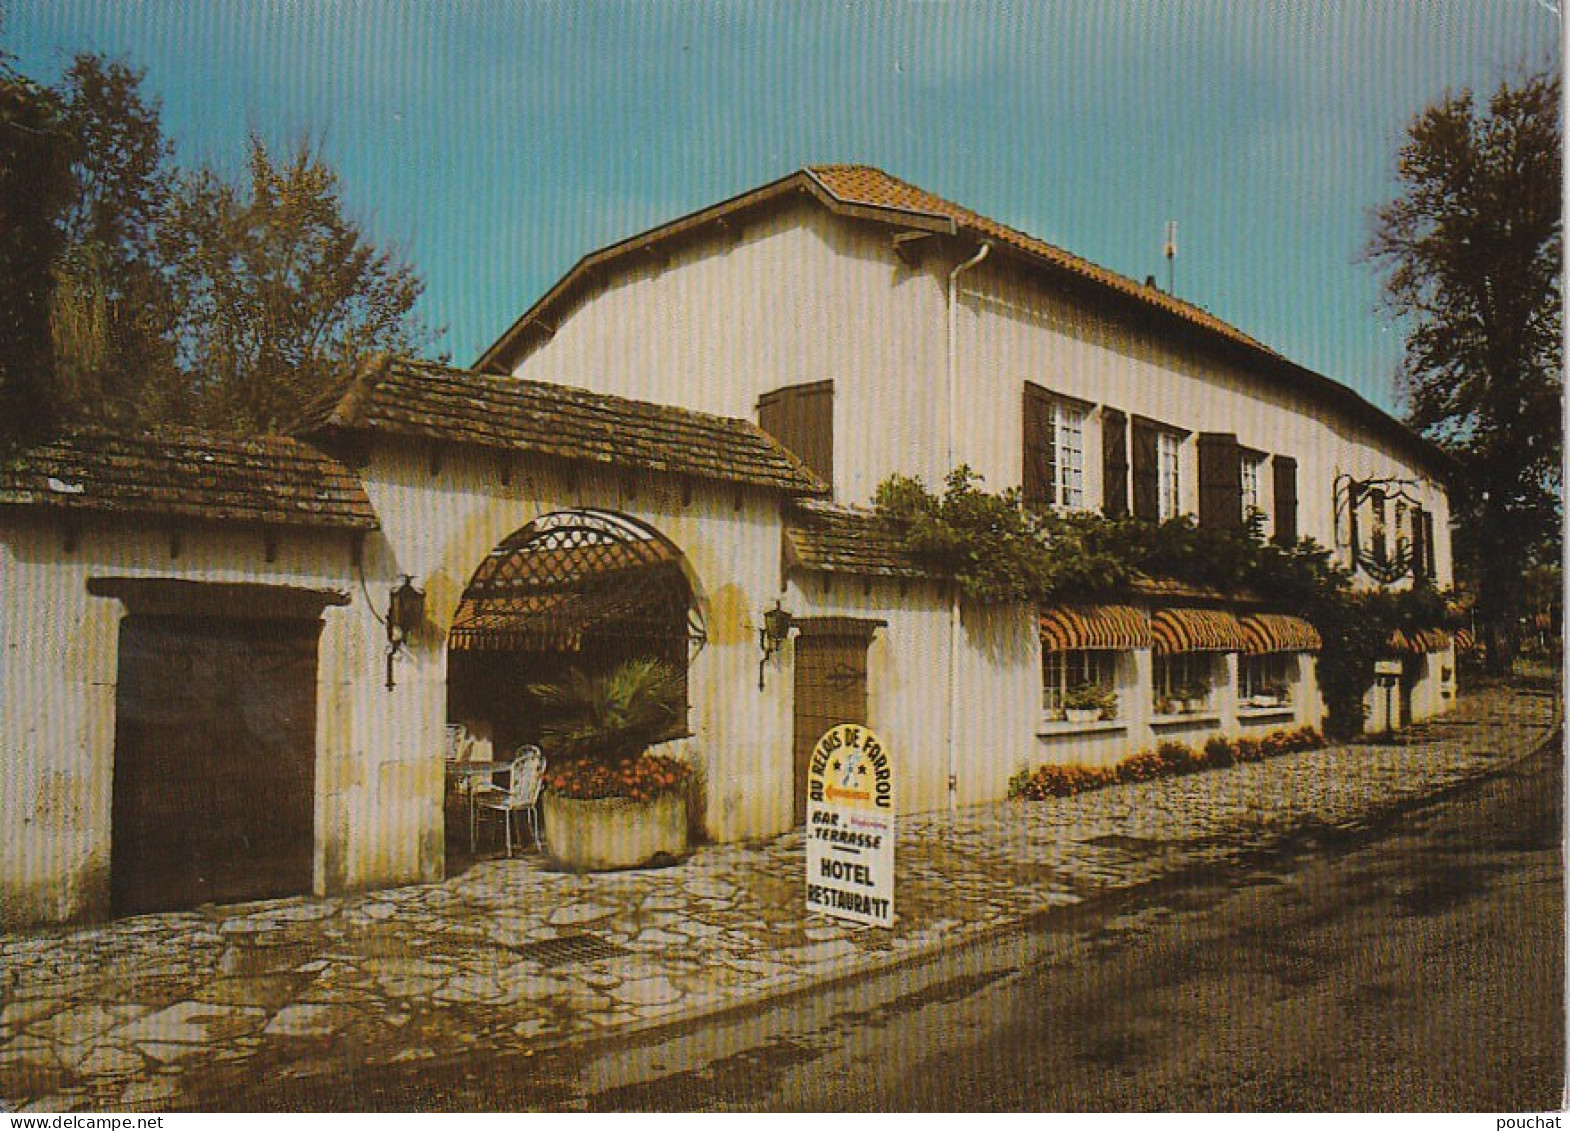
[1164,220,1177,296]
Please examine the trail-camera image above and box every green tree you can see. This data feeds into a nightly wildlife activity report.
[158,135,434,433]
[49,53,181,425]
[1367,69,1563,674]
[0,59,74,453]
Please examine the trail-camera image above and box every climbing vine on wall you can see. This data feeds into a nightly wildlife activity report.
[873,468,1456,736]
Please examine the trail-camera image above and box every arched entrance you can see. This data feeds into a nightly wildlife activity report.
[444,510,704,854]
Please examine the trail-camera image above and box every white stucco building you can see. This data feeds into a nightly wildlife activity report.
[480,165,1458,812]
[0,166,1456,928]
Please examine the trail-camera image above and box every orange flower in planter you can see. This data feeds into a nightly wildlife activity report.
[545,753,691,803]
[530,658,693,803]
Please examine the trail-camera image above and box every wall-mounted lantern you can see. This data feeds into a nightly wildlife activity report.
[758,599,795,690]
[386,575,425,690]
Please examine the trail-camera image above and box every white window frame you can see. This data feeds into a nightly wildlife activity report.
[1239,653,1292,702]
[1241,451,1269,524]
[1053,403,1086,510]
[1042,649,1115,715]
[1157,430,1182,520]
[1153,652,1218,713]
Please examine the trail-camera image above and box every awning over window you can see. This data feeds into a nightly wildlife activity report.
[1238,613,1322,654]
[1387,627,1451,654]
[1151,607,1250,654]
[1040,604,1152,651]
[1453,627,1477,654]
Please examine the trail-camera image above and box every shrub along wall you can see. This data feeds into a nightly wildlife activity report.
[1007,726,1325,801]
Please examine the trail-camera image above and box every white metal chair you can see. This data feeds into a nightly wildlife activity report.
[472,746,546,856]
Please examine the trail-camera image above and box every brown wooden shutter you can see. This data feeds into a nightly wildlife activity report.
[1272,455,1298,545]
[1022,384,1056,508]
[1197,433,1242,530]
[1132,417,1159,520]
[1102,408,1128,517]
[1421,509,1437,578]
[1410,505,1427,579]
[758,380,833,485]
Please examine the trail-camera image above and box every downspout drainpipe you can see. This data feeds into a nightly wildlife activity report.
[945,240,991,811]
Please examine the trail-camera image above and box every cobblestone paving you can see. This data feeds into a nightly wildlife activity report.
[0,687,1556,1112]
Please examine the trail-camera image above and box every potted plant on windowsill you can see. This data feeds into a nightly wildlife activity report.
[1178,682,1208,714]
[1064,683,1117,724]
[530,658,692,871]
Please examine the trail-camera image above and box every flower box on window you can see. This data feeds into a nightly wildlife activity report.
[1063,682,1118,723]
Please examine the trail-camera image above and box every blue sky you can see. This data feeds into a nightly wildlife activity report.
[6,1,1560,414]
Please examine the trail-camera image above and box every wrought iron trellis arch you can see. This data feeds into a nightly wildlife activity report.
[448,509,706,656]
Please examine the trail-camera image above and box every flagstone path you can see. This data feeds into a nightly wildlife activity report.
[0,685,1556,1112]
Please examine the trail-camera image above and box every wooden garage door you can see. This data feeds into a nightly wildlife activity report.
[792,619,880,824]
[111,615,320,916]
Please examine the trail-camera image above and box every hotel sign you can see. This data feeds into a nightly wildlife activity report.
[805,723,894,928]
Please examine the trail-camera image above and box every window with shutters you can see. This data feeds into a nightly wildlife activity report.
[1395,500,1410,568]
[1241,451,1269,523]
[757,380,833,486]
[1133,417,1186,521]
[1023,384,1088,510]
[1157,431,1182,520]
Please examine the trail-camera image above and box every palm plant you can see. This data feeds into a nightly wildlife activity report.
[529,658,683,767]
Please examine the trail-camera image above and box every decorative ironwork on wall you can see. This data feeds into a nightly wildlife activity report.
[449,510,705,654]
[1333,473,1432,585]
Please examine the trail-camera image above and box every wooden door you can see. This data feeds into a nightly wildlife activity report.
[111,615,319,915]
[792,620,877,824]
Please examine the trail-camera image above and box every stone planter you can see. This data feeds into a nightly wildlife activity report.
[542,790,688,871]
[1065,708,1100,724]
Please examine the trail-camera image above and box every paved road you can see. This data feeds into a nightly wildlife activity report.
[669,732,1563,1112]
[257,721,1561,1112]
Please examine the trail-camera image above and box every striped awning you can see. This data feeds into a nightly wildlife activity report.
[1387,627,1451,654]
[1151,607,1250,655]
[1039,604,1152,651]
[1238,613,1322,655]
[1453,627,1477,654]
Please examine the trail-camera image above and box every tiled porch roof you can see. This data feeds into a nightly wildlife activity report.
[784,499,941,580]
[298,357,827,497]
[0,429,378,531]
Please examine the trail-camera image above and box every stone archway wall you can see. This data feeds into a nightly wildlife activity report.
[444,509,704,788]
[331,443,797,880]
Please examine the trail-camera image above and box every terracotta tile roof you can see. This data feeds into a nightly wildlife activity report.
[785,499,940,580]
[0,429,378,530]
[299,357,827,496]
[477,165,1453,481]
[806,165,1281,358]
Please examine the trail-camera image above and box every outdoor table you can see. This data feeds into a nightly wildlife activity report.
[445,760,505,852]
